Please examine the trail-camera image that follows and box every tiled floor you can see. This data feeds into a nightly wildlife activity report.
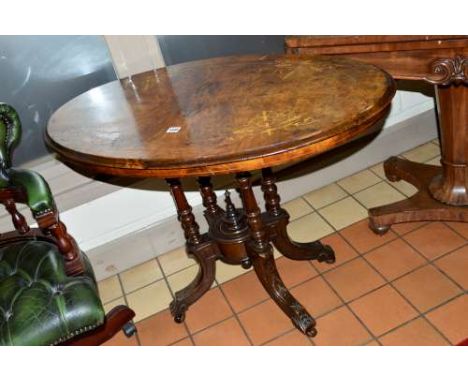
[100,140,468,346]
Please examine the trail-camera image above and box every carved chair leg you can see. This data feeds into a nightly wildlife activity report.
[170,240,219,323]
[167,178,219,323]
[237,172,317,336]
[261,168,335,264]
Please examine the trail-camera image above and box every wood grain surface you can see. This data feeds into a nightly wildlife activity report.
[46,54,395,178]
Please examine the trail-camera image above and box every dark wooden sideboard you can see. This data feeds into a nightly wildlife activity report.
[285,35,468,232]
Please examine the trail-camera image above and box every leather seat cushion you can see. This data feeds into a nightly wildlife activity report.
[0,239,105,345]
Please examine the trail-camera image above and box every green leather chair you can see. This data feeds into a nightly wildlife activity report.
[0,103,136,345]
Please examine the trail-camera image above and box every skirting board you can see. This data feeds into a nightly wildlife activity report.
[87,108,439,281]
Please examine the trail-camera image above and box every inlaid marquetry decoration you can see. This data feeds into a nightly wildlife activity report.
[46,55,395,178]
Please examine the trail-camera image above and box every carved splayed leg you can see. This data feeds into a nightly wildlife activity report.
[249,248,317,336]
[169,239,219,323]
[261,168,335,264]
[236,172,317,336]
[167,178,219,322]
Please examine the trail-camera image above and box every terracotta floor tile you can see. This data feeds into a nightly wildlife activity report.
[313,306,372,346]
[221,270,268,313]
[340,220,397,254]
[393,264,461,312]
[435,246,468,289]
[365,340,380,346]
[238,299,293,345]
[137,309,189,346]
[193,317,250,345]
[446,222,468,240]
[275,256,317,288]
[426,295,468,344]
[290,277,342,317]
[314,233,359,273]
[403,222,465,260]
[185,288,233,334]
[379,318,449,346]
[350,285,418,336]
[102,331,139,346]
[391,221,427,236]
[265,330,312,346]
[365,238,427,281]
[171,337,193,346]
[323,257,385,302]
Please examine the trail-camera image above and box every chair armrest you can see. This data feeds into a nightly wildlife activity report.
[4,168,84,275]
[7,168,55,216]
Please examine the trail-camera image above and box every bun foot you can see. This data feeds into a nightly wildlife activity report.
[241,257,252,269]
[368,220,391,235]
[170,300,187,323]
[306,326,318,337]
[317,245,336,264]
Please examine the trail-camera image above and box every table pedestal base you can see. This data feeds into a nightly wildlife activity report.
[369,83,468,233]
[369,157,468,234]
[167,169,335,337]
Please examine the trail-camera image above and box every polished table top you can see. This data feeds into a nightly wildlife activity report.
[46,54,395,178]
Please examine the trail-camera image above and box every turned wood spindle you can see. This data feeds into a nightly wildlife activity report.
[236,172,268,250]
[198,176,222,216]
[261,168,282,217]
[167,178,201,245]
[3,199,29,234]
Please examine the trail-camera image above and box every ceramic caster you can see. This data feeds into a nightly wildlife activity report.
[122,322,137,337]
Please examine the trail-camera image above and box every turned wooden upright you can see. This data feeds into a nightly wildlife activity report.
[46,54,395,336]
[286,35,468,232]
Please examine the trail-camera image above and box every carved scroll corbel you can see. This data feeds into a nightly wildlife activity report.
[425,56,468,85]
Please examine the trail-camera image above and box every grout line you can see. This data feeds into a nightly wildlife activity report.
[116,273,141,346]
[115,215,465,346]
[112,139,464,346]
[217,285,255,345]
[154,256,196,345]
[362,224,463,345]
[312,268,380,345]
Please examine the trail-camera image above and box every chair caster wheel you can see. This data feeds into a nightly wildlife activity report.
[122,322,137,337]
[174,313,185,323]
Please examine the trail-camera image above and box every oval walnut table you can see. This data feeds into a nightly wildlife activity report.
[46,55,395,337]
